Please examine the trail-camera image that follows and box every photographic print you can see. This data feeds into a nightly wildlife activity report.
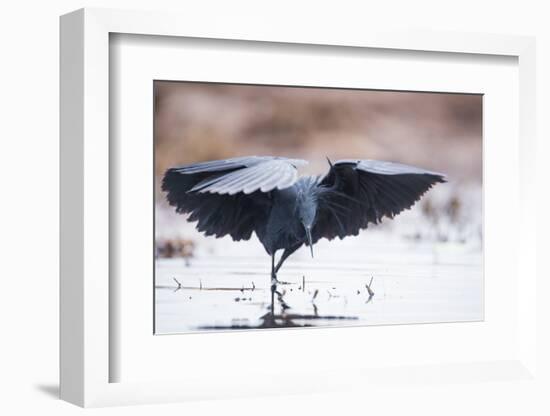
[154,81,482,334]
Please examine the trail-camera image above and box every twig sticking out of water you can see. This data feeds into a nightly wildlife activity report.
[309,288,319,316]
[252,281,256,291]
[365,277,375,303]
[199,279,203,290]
[173,277,182,289]
[302,276,306,292]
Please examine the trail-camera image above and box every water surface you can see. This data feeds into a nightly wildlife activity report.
[155,231,482,334]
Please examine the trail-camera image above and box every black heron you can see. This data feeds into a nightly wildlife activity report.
[162,156,446,285]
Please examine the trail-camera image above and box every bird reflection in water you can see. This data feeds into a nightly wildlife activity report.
[197,281,361,330]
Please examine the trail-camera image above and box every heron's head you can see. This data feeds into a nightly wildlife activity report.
[298,201,316,258]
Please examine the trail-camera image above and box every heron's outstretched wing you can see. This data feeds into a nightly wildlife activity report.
[162,156,307,241]
[312,159,446,242]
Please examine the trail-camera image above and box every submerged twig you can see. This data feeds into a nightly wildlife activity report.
[327,290,340,299]
[275,289,291,311]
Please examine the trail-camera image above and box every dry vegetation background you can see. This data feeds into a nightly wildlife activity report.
[154,82,482,187]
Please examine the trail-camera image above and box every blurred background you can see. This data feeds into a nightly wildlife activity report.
[153,81,483,332]
[155,82,482,183]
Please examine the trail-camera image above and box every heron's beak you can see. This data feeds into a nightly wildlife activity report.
[305,226,314,258]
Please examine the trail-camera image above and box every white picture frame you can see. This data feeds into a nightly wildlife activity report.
[60,7,537,407]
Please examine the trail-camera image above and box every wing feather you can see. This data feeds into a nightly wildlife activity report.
[162,156,307,240]
[312,159,446,242]
[192,159,303,195]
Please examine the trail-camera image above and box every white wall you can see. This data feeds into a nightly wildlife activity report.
[0,1,548,414]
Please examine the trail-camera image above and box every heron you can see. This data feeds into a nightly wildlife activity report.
[162,156,446,285]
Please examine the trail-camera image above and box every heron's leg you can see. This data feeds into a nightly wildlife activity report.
[270,253,277,285]
[270,253,278,318]
[274,244,302,275]
[270,280,276,317]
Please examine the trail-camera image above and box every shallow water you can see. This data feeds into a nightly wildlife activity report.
[154,231,483,334]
